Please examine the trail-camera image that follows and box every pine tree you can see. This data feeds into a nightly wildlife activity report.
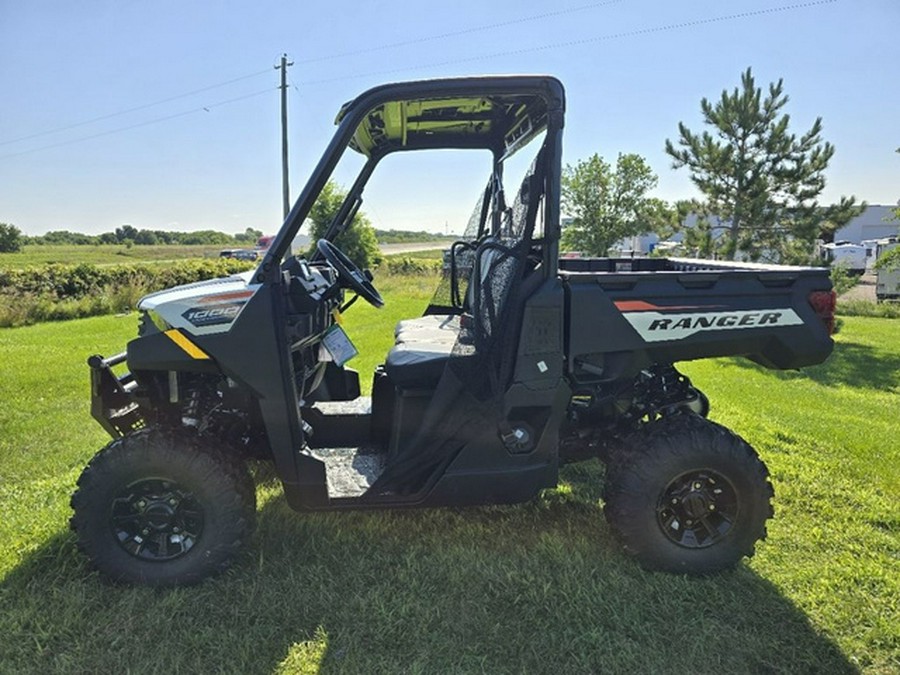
[665,68,862,262]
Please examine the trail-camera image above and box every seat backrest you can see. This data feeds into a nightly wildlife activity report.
[464,236,499,309]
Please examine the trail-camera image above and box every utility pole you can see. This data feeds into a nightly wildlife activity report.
[275,53,294,220]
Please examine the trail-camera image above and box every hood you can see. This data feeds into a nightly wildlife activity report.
[138,270,260,336]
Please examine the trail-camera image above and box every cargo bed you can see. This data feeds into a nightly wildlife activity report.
[558,256,835,382]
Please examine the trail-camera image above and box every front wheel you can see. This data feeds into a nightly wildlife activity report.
[70,429,256,586]
[603,413,773,575]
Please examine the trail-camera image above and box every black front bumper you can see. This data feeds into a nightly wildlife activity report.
[88,352,144,438]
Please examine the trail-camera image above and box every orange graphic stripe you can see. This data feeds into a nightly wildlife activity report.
[197,290,254,304]
[614,300,720,312]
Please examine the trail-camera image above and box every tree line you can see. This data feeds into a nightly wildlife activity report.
[0,224,267,253]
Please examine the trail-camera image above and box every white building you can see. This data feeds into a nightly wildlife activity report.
[832,205,898,244]
[599,205,900,257]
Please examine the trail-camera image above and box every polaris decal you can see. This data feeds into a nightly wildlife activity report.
[621,308,803,342]
[182,302,246,328]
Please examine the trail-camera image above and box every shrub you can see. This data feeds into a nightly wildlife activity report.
[837,299,900,319]
[381,256,442,276]
[0,259,254,327]
[829,263,859,296]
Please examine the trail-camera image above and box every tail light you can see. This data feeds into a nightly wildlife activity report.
[808,289,837,335]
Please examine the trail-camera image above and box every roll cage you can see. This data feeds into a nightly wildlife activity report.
[253,75,566,285]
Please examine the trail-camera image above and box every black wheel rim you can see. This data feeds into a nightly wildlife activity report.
[109,479,204,561]
[656,470,738,548]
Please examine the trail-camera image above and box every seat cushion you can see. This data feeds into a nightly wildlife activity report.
[395,327,459,345]
[394,314,461,341]
[385,340,454,388]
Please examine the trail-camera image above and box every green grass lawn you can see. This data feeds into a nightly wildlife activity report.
[0,244,228,269]
[0,277,897,673]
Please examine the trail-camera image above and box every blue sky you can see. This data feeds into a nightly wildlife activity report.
[2,0,898,236]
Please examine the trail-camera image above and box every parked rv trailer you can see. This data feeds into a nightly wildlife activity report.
[876,239,899,302]
[821,241,867,275]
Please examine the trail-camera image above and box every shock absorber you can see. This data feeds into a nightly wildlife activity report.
[182,389,202,428]
[632,364,698,418]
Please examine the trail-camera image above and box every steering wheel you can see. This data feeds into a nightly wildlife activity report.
[316,239,384,308]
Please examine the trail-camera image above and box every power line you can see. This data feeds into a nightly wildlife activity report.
[1,2,626,148]
[294,0,626,65]
[0,68,273,147]
[1,0,836,160]
[0,87,276,160]
[298,0,839,86]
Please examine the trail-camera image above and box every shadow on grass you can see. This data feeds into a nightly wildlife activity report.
[1,470,855,674]
[734,340,900,392]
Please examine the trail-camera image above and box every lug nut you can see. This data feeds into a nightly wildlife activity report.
[709,504,716,511]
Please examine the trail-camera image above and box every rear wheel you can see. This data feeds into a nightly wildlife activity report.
[70,428,256,586]
[603,413,773,574]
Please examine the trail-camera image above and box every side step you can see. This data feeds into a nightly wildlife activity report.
[305,445,386,498]
[303,397,372,448]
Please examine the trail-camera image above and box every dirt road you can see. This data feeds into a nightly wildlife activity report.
[379,242,448,255]
[839,273,876,302]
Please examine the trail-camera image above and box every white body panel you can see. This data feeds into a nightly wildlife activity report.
[138,270,260,336]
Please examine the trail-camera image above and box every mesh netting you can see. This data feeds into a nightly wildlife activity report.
[369,143,546,497]
[427,187,486,311]
[428,149,543,316]
[464,184,489,239]
[449,150,543,400]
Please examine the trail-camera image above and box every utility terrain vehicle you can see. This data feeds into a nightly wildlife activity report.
[72,76,836,586]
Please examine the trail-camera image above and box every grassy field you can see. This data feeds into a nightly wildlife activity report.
[0,276,897,673]
[0,244,444,271]
[0,244,230,269]
[0,242,446,270]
